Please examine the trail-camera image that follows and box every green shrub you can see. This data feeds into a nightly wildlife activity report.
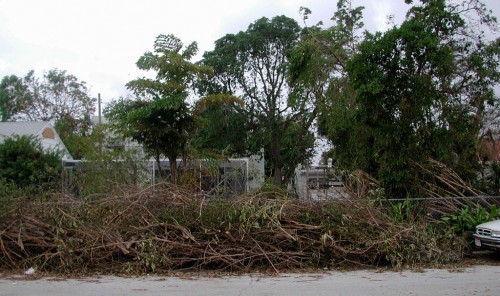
[68,148,148,197]
[0,178,23,214]
[441,205,500,235]
[0,135,61,192]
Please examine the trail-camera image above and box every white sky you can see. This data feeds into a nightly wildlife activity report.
[0,0,499,107]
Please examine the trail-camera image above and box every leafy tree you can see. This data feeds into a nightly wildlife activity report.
[0,135,61,190]
[53,113,93,159]
[288,0,364,107]
[332,0,499,197]
[106,34,211,184]
[0,75,28,122]
[65,125,149,196]
[59,134,94,160]
[288,0,365,167]
[192,94,247,156]
[18,69,95,124]
[201,16,314,186]
[0,69,95,143]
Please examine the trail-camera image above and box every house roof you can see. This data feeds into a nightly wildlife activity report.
[0,121,73,160]
[0,121,51,141]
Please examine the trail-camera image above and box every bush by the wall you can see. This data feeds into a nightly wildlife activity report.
[0,135,61,193]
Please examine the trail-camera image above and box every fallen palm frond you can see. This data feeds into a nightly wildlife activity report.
[0,182,464,274]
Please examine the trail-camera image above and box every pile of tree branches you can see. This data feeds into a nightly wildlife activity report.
[0,183,464,274]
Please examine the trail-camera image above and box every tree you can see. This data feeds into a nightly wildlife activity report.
[192,94,248,156]
[201,16,314,186]
[288,0,364,104]
[0,75,28,122]
[53,112,93,159]
[0,69,95,141]
[288,0,365,166]
[332,0,499,197]
[18,69,95,124]
[0,135,61,190]
[106,34,211,184]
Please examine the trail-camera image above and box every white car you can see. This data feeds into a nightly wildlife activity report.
[473,220,500,251]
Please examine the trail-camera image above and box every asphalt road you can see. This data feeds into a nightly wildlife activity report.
[1,266,499,296]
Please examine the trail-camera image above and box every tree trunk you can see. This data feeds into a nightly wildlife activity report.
[273,165,283,186]
[271,136,283,186]
[154,151,163,181]
[168,154,178,184]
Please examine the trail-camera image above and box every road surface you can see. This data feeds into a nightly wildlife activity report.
[1,266,499,296]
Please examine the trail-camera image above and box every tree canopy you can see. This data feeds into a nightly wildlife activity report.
[317,0,500,197]
[288,0,365,167]
[0,70,94,122]
[106,34,211,184]
[192,94,248,157]
[0,69,95,136]
[201,15,315,186]
[0,75,28,122]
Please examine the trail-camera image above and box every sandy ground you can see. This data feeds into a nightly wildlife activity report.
[1,265,499,296]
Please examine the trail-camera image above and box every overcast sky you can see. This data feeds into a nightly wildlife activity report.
[1,0,499,106]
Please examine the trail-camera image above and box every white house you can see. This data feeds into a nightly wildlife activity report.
[0,121,73,160]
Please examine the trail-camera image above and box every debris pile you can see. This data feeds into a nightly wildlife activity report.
[0,183,464,274]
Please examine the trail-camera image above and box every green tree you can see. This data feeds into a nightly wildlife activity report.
[0,75,28,122]
[201,16,314,186]
[288,0,365,167]
[288,0,364,107]
[0,135,61,190]
[106,34,211,184]
[54,113,93,159]
[20,69,95,124]
[0,69,95,142]
[334,0,499,197]
[192,94,247,156]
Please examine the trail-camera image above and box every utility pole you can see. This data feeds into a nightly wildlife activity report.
[97,93,103,153]
[98,93,102,125]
